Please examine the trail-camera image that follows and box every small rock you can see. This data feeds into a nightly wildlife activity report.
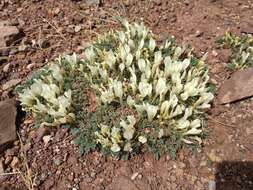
[42,135,51,145]
[170,15,177,23]
[22,142,31,152]
[200,160,207,167]
[74,25,82,33]
[90,171,96,178]
[246,127,253,135]
[18,18,25,27]
[0,159,4,174]
[35,126,50,142]
[137,174,142,179]
[207,151,221,162]
[0,21,23,55]
[4,156,12,165]
[3,63,10,73]
[0,99,17,153]
[9,48,18,55]
[26,63,35,70]
[195,30,204,37]
[44,179,54,189]
[170,175,176,182]
[53,158,62,166]
[5,148,15,157]
[17,8,23,12]
[2,79,21,90]
[208,180,216,190]
[178,162,186,169]
[18,44,27,52]
[10,156,19,169]
[54,8,60,15]
[85,0,101,6]
[218,67,253,104]
[131,172,139,180]
[211,50,218,57]
[68,173,74,181]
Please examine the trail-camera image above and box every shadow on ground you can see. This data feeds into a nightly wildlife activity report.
[216,161,253,190]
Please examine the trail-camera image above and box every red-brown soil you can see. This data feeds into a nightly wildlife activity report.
[0,0,253,189]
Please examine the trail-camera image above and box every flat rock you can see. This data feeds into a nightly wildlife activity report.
[0,99,17,153]
[240,22,253,34]
[218,67,253,104]
[2,79,21,90]
[0,21,20,45]
[0,20,22,55]
[0,159,4,174]
[85,0,101,6]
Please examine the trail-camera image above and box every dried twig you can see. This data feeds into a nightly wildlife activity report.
[39,15,66,41]
[207,116,235,128]
[0,172,21,176]
[17,133,36,190]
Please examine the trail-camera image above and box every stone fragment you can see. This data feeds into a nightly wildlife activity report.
[0,159,4,174]
[2,79,21,90]
[3,63,10,73]
[0,20,22,55]
[35,126,50,142]
[85,0,101,6]
[10,156,19,169]
[0,99,17,153]
[218,67,253,104]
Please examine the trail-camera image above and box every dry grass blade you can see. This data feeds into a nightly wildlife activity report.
[39,15,66,41]
[17,133,36,190]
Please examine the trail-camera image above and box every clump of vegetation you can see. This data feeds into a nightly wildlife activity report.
[217,32,253,71]
[17,20,214,159]
[16,54,79,127]
[79,20,213,157]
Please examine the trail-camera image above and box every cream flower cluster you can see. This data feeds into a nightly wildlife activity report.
[83,20,213,150]
[18,54,78,127]
[95,115,147,153]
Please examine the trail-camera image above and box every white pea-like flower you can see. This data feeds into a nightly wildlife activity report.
[155,78,167,97]
[112,80,123,101]
[50,63,63,82]
[100,124,110,136]
[144,103,158,121]
[138,59,146,72]
[111,143,121,153]
[149,37,156,52]
[127,96,135,107]
[160,100,170,118]
[177,118,190,129]
[84,47,95,61]
[190,119,201,129]
[138,136,147,144]
[105,50,116,68]
[123,142,133,152]
[184,128,202,136]
[126,53,133,67]
[138,81,152,98]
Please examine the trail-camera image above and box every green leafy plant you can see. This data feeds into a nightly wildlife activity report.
[16,54,79,127]
[17,20,214,159]
[80,20,214,156]
[217,32,253,71]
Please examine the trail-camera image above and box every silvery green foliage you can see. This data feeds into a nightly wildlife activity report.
[17,54,78,127]
[83,20,214,153]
